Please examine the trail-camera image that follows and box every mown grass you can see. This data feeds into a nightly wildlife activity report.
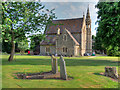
[2,55,119,88]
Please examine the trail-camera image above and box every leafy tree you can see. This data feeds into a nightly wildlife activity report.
[95,1,120,56]
[2,38,19,53]
[2,40,12,54]
[92,35,96,50]
[92,35,95,40]
[30,34,45,50]
[94,32,106,53]
[18,39,29,55]
[2,2,56,61]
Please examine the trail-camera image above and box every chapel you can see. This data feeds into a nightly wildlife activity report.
[40,7,92,56]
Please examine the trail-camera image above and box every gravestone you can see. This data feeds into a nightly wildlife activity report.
[60,55,67,80]
[104,66,118,79]
[51,55,58,74]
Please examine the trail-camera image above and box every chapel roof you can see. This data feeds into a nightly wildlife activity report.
[45,18,83,34]
[40,35,56,45]
[41,17,84,45]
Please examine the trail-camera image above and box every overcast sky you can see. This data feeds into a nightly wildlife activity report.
[42,1,99,36]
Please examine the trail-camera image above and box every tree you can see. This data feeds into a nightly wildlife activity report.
[2,2,56,61]
[92,35,95,40]
[30,34,45,50]
[95,1,120,56]
[18,39,29,55]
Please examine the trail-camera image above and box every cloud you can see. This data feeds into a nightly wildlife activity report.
[42,2,99,34]
[41,0,99,2]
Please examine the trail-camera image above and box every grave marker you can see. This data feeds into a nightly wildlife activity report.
[51,55,58,74]
[60,55,67,80]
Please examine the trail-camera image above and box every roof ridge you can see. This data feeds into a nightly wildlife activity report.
[65,29,79,45]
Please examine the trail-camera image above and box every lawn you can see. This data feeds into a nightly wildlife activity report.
[2,55,119,88]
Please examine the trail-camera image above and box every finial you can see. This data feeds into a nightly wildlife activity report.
[87,4,89,11]
[83,12,85,16]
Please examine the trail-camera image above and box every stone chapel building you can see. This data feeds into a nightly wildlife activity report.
[40,7,92,56]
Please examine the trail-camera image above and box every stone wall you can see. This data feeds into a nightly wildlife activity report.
[74,46,80,56]
[81,19,87,56]
[40,45,56,55]
[86,26,92,54]
[40,46,46,55]
[56,30,77,56]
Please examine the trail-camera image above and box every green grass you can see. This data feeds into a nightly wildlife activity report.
[2,55,119,88]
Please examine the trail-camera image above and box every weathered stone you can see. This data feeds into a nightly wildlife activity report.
[17,74,26,79]
[26,75,44,79]
[59,56,67,80]
[51,55,58,74]
[104,66,118,79]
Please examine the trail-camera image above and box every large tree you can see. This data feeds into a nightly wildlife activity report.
[30,34,45,50]
[95,1,120,56]
[2,2,56,61]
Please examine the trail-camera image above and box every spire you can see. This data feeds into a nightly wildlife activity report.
[86,4,90,19]
[86,5,91,25]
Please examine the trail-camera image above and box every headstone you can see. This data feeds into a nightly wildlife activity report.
[60,56,67,80]
[104,66,118,79]
[51,55,58,74]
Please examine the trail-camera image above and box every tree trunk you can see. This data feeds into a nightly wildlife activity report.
[8,33,15,62]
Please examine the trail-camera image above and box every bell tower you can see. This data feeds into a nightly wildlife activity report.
[86,6,92,54]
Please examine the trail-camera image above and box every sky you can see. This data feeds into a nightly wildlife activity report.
[42,1,99,36]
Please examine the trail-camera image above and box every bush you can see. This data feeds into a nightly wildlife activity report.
[106,46,120,56]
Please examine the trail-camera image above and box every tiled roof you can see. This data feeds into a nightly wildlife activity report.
[41,18,83,45]
[45,18,83,34]
[40,35,56,45]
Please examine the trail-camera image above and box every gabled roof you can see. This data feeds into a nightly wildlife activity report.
[45,18,83,34]
[40,35,56,45]
[65,29,79,46]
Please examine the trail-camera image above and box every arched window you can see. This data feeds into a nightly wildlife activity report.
[63,34,67,41]
[63,47,67,52]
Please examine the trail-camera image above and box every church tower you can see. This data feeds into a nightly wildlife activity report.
[86,6,92,54]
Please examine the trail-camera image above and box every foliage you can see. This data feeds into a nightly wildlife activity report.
[94,32,106,53]
[92,35,95,40]
[2,40,12,53]
[29,34,45,50]
[95,2,120,56]
[2,39,19,53]
[92,35,96,50]
[18,39,29,55]
[2,2,56,61]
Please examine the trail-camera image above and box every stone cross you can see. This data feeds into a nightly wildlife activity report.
[51,55,58,74]
[60,55,67,80]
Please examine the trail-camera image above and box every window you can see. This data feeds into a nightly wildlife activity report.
[63,47,67,53]
[63,34,67,41]
[46,46,50,52]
